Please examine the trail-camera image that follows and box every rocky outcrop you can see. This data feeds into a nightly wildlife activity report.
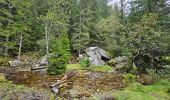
[109,56,129,69]
[85,47,111,66]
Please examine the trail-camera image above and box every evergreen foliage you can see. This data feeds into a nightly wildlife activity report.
[48,32,70,75]
[0,0,169,74]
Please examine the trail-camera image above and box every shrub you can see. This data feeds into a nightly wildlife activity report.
[146,68,160,81]
[79,57,90,68]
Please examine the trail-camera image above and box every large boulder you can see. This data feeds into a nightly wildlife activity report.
[99,49,111,60]
[109,56,129,69]
[85,47,111,66]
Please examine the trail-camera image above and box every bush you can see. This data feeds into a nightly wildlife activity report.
[160,65,170,79]
[146,68,160,81]
[79,57,90,68]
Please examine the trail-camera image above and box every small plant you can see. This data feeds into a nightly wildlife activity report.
[129,82,145,92]
[0,56,10,66]
[123,73,136,86]
[0,73,7,83]
[79,57,90,68]
[146,68,160,81]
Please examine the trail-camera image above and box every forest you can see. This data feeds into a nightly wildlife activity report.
[0,0,170,100]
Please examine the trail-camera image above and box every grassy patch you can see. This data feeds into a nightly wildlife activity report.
[66,64,83,70]
[90,65,113,72]
[66,64,113,72]
[113,80,170,100]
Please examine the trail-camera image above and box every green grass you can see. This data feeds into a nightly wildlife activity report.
[66,64,113,72]
[66,64,83,70]
[112,80,170,100]
[90,65,113,72]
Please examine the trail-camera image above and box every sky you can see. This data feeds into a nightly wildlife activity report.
[108,0,131,14]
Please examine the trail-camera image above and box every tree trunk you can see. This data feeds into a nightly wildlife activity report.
[4,36,9,56]
[120,0,124,23]
[45,23,49,56]
[78,15,82,56]
[4,3,12,56]
[18,33,23,61]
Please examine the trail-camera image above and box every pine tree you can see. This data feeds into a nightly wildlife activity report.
[47,0,71,75]
[48,40,67,75]
[48,32,70,75]
[0,0,15,56]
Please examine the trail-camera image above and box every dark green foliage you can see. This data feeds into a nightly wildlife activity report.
[47,52,67,75]
[48,32,70,75]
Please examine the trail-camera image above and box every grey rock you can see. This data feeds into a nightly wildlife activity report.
[99,49,111,59]
[113,56,128,64]
[39,55,48,66]
[9,60,25,67]
[85,47,107,66]
[109,56,129,69]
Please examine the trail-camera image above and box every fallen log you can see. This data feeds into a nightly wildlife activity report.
[31,64,47,70]
[50,71,76,95]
